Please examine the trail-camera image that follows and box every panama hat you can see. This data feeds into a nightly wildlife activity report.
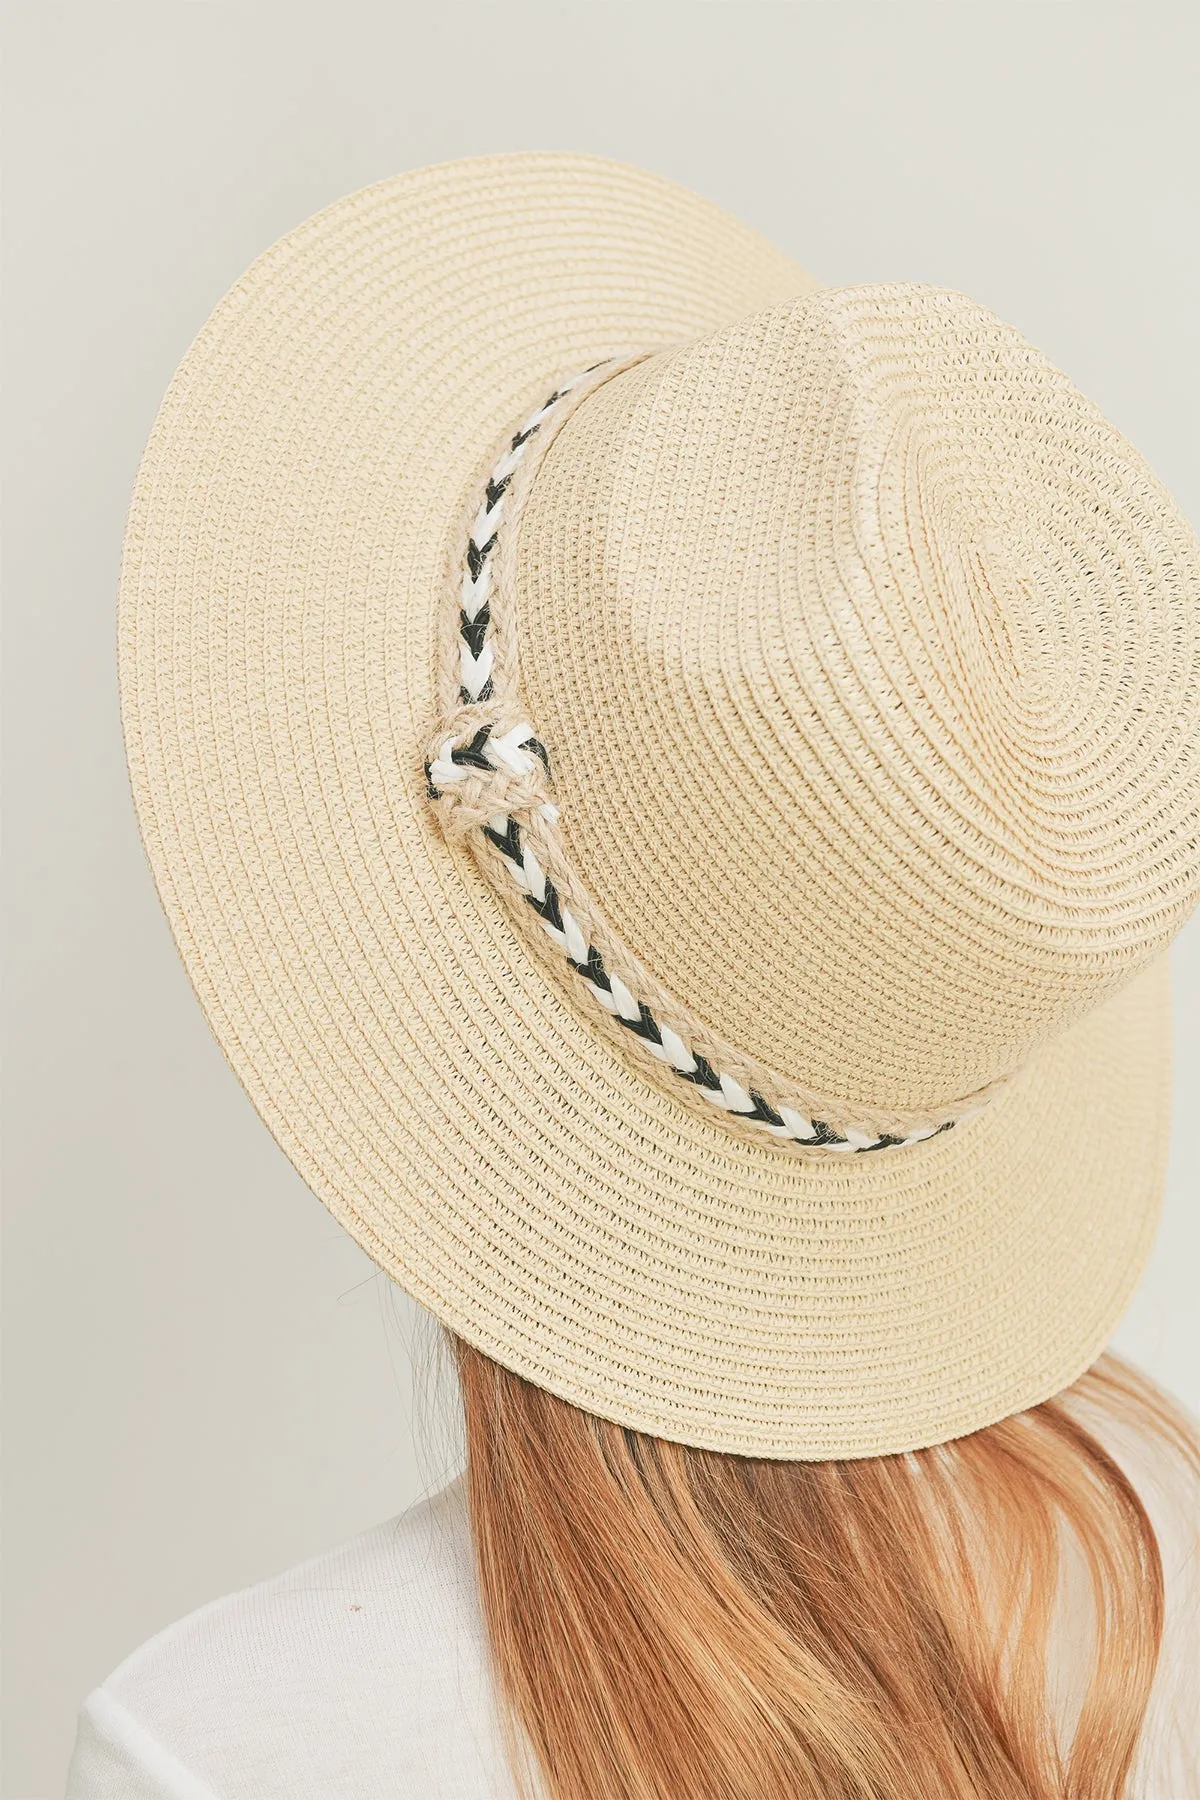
[120,152,1200,1460]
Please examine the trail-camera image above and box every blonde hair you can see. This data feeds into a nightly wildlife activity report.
[452,1344,1198,1800]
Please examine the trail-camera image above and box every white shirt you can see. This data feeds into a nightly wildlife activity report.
[65,1478,518,1800]
[66,1456,1198,1799]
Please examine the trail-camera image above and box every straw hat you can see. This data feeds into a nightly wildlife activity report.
[120,152,1200,1459]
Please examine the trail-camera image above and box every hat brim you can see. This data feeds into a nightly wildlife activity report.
[120,152,1169,1459]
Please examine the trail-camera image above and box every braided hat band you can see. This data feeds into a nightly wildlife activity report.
[424,363,1004,1153]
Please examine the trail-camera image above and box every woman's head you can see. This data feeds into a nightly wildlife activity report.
[118,152,1200,1798]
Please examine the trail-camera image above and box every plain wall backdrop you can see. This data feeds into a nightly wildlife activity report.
[4,3,1199,1795]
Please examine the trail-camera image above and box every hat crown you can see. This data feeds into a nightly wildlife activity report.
[517,284,1200,1113]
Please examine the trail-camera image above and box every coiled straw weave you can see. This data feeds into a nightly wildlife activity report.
[119,154,1200,1457]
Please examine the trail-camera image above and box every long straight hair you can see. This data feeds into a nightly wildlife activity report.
[452,1343,1199,1800]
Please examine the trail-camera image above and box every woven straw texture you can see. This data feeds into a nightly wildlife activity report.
[120,153,1200,1458]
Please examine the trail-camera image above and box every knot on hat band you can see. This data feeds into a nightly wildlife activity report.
[425,701,554,839]
[423,364,1009,1154]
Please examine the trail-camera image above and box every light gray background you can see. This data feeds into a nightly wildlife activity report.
[5,4,1199,1795]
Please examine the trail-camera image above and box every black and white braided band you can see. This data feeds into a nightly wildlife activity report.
[425,370,978,1154]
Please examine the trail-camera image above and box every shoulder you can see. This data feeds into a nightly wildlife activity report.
[90,1474,484,1694]
[66,1477,514,1800]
